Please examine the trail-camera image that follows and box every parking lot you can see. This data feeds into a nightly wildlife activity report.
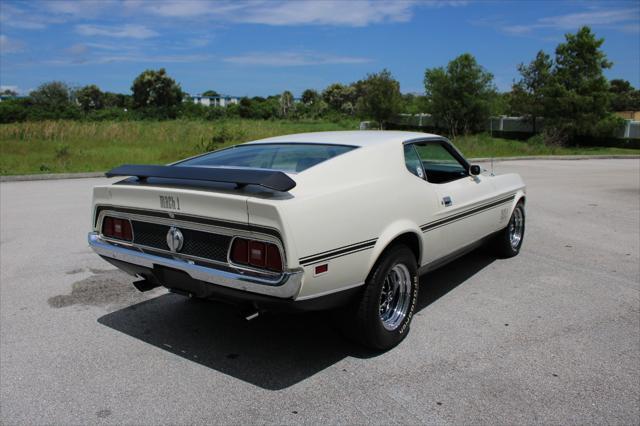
[1,159,639,424]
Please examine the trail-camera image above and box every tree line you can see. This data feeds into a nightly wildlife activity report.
[1,26,638,143]
[0,67,406,125]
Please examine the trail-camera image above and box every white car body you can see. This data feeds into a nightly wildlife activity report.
[89,131,526,312]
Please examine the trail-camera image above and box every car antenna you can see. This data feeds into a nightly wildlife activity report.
[491,157,495,176]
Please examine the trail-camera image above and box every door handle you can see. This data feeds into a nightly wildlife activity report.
[442,196,452,207]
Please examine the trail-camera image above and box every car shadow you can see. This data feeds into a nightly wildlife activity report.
[416,250,496,311]
[97,250,495,390]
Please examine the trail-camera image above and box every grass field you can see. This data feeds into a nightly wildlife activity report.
[453,133,638,158]
[0,120,637,175]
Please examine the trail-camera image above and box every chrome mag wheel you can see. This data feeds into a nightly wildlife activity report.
[509,206,524,249]
[379,263,412,331]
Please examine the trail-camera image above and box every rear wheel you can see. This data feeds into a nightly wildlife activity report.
[493,201,525,258]
[349,245,418,350]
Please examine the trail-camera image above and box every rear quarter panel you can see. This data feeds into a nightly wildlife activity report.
[250,143,440,300]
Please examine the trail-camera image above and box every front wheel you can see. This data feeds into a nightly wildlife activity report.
[492,201,525,258]
[350,245,419,350]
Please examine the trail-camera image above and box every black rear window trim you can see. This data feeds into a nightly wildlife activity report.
[174,142,360,173]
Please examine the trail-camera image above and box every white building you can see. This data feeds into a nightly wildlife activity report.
[190,95,240,107]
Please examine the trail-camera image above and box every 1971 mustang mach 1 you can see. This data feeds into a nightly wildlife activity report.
[89,131,526,350]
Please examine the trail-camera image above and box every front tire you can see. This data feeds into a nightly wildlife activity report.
[351,245,419,350]
[493,201,525,258]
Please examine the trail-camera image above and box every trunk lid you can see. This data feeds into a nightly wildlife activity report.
[92,181,249,228]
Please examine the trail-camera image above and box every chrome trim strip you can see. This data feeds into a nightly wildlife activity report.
[88,232,303,299]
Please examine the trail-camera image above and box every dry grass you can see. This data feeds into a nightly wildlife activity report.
[0,119,358,175]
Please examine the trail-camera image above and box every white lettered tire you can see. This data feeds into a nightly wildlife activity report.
[493,201,525,258]
[350,245,419,350]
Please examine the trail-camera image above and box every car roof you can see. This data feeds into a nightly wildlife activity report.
[244,130,445,148]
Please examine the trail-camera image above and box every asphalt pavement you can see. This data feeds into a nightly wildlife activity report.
[1,159,639,425]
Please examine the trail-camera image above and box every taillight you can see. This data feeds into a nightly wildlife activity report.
[230,237,283,272]
[249,241,266,268]
[102,217,133,241]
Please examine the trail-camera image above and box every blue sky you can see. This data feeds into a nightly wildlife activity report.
[1,0,638,97]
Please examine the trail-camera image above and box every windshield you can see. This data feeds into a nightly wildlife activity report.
[178,143,357,173]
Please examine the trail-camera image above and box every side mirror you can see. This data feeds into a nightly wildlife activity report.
[469,165,481,176]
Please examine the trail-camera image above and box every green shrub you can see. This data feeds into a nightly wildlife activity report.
[54,143,71,159]
[196,125,247,152]
[0,99,29,123]
[85,107,131,121]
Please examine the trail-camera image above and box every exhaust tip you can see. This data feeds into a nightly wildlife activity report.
[132,277,159,292]
[245,311,260,321]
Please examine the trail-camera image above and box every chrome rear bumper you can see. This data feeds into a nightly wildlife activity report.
[88,232,303,298]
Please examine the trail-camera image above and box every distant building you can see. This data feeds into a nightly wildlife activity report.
[0,95,24,102]
[615,111,640,121]
[190,95,240,107]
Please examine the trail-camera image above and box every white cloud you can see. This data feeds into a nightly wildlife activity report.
[83,42,128,51]
[47,53,210,65]
[620,23,640,34]
[75,24,158,39]
[538,8,638,29]
[144,0,243,18]
[223,51,371,66]
[45,0,116,18]
[0,85,21,94]
[65,43,89,55]
[0,3,57,29]
[0,1,115,29]
[1,0,465,32]
[501,25,534,35]
[0,35,25,53]
[237,1,415,27]
[502,8,640,35]
[188,37,212,47]
[137,0,465,27]
[97,54,209,63]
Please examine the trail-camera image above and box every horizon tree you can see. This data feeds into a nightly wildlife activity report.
[543,26,616,139]
[356,69,402,128]
[424,53,496,137]
[131,68,183,109]
[510,50,553,132]
[76,84,104,111]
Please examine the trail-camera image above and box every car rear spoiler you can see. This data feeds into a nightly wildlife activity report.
[105,164,297,192]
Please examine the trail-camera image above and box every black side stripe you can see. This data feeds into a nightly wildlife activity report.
[299,237,377,261]
[425,205,502,233]
[300,238,377,266]
[421,194,515,233]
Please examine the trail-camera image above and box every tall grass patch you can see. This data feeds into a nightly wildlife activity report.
[0,119,358,175]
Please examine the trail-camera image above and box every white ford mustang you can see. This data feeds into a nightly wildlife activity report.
[89,130,526,349]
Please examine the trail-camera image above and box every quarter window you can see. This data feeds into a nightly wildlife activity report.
[403,144,425,179]
[411,143,468,184]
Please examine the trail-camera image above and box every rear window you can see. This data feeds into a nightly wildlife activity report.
[178,143,356,173]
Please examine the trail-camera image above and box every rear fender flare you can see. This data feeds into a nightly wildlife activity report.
[366,220,423,275]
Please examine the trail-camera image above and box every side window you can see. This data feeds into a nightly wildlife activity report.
[413,143,468,184]
[403,144,425,179]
